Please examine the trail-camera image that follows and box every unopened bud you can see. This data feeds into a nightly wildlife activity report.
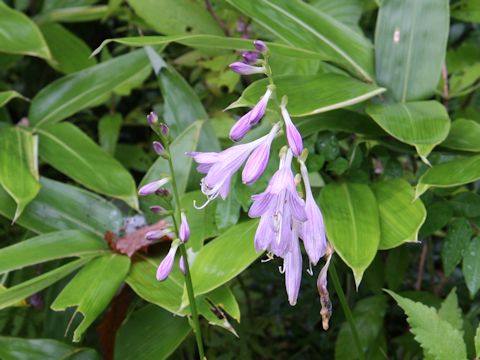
[254,40,268,53]
[147,111,158,126]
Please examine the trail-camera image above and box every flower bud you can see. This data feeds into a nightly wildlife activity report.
[152,141,165,156]
[229,62,266,75]
[242,51,258,64]
[160,123,169,137]
[254,40,268,53]
[138,178,170,196]
[149,205,166,214]
[179,256,185,274]
[147,111,158,126]
[156,242,179,281]
[179,212,190,243]
[145,229,169,241]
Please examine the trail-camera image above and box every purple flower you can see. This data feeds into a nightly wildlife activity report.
[229,87,273,142]
[152,141,165,156]
[160,123,169,137]
[254,40,268,53]
[284,225,302,306]
[248,149,307,257]
[138,178,170,196]
[150,205,165,214]
[145,229,170,241]
[188,132,273,209]
[242,124,279,185]
[280,99,303,157]
[179,212,190,243]
[229,62,266,75]
[156,241,179,281]
[147,111,158,125]
[299,162,327,265]
[179,256,185,274]
[242,51,259,64]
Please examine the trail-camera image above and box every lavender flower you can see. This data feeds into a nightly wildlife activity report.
[230,87,273,142]
[299,162,327,265]
[248,149,307,257]
[152,141,165,156]
[147,111,158,125]
[284,225,302,305]
[145,229,170,241]
[150,205,165,214]
[179,256,185,274]
[229,62,266,75]
[242,124,279,185]
[138,178,170,196]
[160,123,169,137]
[254,40,268,53]
[280,97,303,157]
[156,241,179,281]
[179,212,190,243]
[242,51,259,64]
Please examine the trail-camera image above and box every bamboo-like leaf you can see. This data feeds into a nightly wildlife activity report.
[463,236,480,298]
[0,91,27,108]
[442,119,480,152]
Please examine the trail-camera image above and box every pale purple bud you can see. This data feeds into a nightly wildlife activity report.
[280,99,303,157]
[179,212,190,243]
[248,87,272,125]
[149,205,165,214]
[242,124,279,185]
[179,256,185,274]
[160,123,169,137]
[284,231,302,306]
[156,242,179,281]
[147,111,158,125]
[242,51,258,64]
[145,229,169,241]
[152,141,165,156]
[254,40,268,53]
[230,111,254,142]
[138,178,170,196]
[229,62,265,75]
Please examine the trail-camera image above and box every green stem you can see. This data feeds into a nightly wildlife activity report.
[165,147,205,360]
[330,263,365,360]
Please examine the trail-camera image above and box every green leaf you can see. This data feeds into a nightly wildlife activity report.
[374,0,449,101]
[98,113,122,155]
[475,325,480,358]
[215,193,241,231]
[227,0,374,81]
[115,144,152,172]
[36,5,108,23]
[335,295,387,360]
[452,0,480,23]
[463,236,480,298]
[0,258,90,310]
[311,0,363,31]
[366,101,450,162]
[419,201,453,237]
[442,119,480,152]
[37,123,138,209]
[229,75,385,117]
[441,218,473,276]
[189,220,259,296]
[92,35,331,60]
[0,177,123,237]
[0,91,27,107]
[0,2,51,59]
[0,230,107,273]
[451,192,480,218]
[114,304,190,360]
[319,183,380,286]
[416,155,480,198]
[181,191,218,251]
[438,288,463,332]
[0,337,100,360]
[29,49,150,126]
[372,179,426,250]
[127,0,222,36]
[40,23,96,74]
[0,127,40,221]
[386,290,467,360]
[51,254,130,342]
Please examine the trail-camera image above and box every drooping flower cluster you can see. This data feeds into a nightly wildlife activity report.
[190,40,330,306]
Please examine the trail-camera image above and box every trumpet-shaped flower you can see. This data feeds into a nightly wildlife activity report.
[189,125,279,209]
[284,225,302,306]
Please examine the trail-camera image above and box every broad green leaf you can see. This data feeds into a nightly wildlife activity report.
[127,0,222,36]
[441,218,473,275]
[311,0,363,32]
[37,123,138,209]
[92,35,329,60]
[29,49,150,126]
[181,191,218,251]
[438,288,463,332]
[372,179,426,250]
[463,236,480,298]
[40,23,96,74]
[0,230,107,273]
[0,337,100,360]
[335,295,387,360]
[416,155,480,198]
[374,0,449,101]
[0,258,90,310]
[442,119,480,152]
[319,183,380,286]
[227,0,374,81]
[51,254,130,342]
[452,0,480,23]
[215,193,241,231]
[0,127,40,221]
[419,201,453,237]
[451,192,480,218]
[115,144,152,172]
[0,2,51,59]
[189,220,259,296]
[366,101,450,162]
[98,113,122,155]
[229,75,385,117]
[36,5,108,23]
[0,91,27,107]
[0,177,123,237]
[386,290,467,360]
[41,0,99,12]
[114,304,190,360]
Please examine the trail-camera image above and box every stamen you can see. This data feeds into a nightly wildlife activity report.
[306,261,314,276]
